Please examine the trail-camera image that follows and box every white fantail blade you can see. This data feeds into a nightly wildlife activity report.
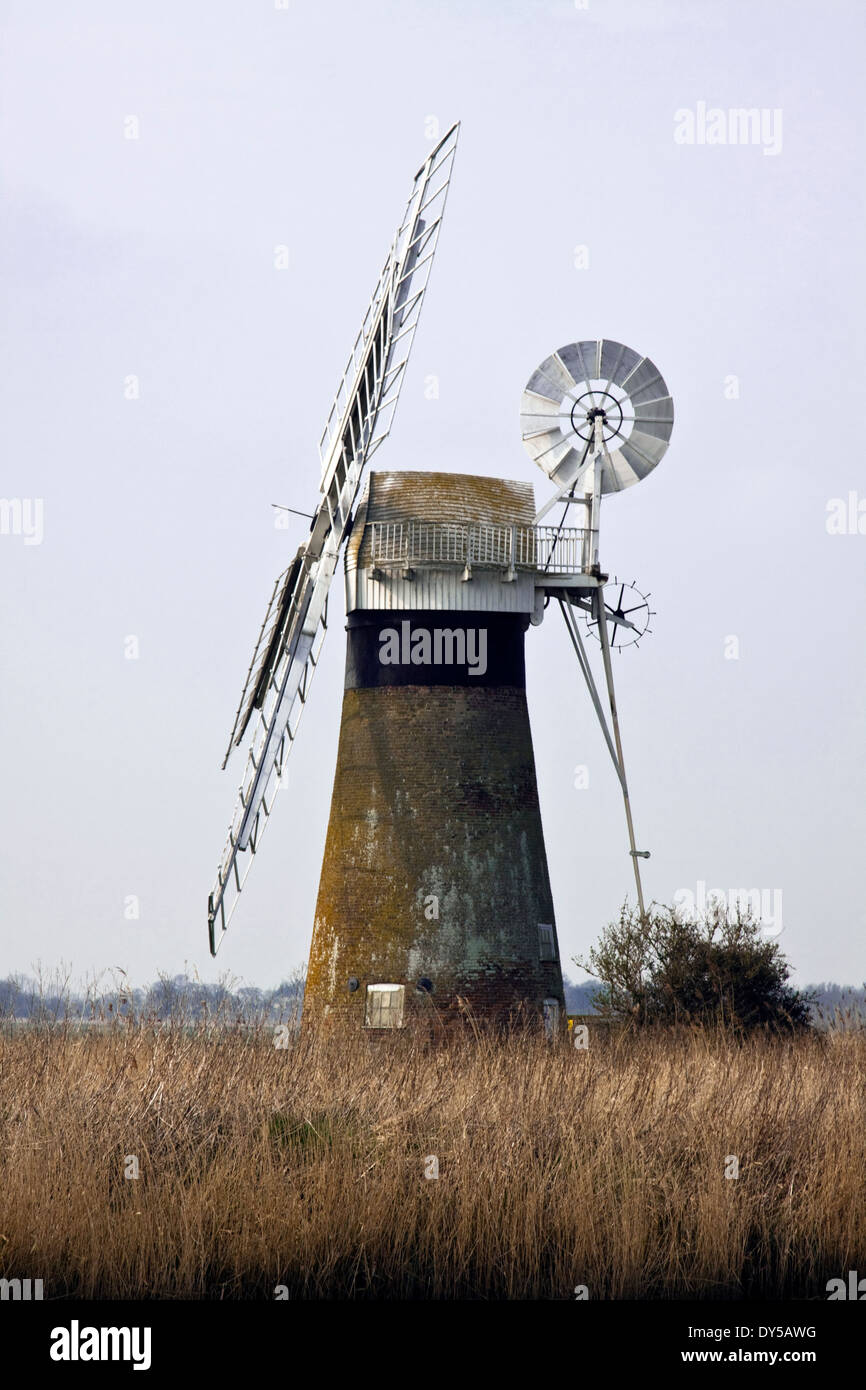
[208,124,460,955]
[520,338,674,497]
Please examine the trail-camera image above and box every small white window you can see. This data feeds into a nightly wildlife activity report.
[538,923,557,961]
[364,983,405,1028]
[543,998,561,1040]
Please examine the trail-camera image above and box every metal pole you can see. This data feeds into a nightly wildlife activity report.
[594,583,647,920]
[558,597,626,793]
[580,492,593,572]
[589,420,604,569]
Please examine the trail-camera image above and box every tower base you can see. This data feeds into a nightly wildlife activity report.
[304,678,565,1032]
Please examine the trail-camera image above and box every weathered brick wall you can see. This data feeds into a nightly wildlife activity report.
[305,681,565,1030]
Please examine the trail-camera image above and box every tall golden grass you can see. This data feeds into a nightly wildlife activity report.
[0,1018,863,1299]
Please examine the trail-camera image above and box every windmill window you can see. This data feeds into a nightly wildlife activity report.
[538,923,557,961]
[364,983,405,1028]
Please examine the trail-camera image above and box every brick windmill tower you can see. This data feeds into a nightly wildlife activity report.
[304,470,565,1030]
[206,128,674,1034]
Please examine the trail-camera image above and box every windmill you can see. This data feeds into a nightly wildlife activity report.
[207,131,674,1034]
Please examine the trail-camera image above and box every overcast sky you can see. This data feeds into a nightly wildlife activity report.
[1,0,864,992]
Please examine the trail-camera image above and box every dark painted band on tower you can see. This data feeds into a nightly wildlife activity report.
[344,610,528,689]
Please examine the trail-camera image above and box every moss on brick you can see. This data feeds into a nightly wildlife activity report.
[305,682,565,1029]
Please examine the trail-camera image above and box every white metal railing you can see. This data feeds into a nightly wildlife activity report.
[369,520,591,575]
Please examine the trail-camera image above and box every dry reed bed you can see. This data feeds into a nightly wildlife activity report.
[0,1021,863,1299]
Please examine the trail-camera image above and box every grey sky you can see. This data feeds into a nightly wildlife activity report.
[1,0,863,990]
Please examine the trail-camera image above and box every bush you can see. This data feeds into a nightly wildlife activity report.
[576,902,813,1031]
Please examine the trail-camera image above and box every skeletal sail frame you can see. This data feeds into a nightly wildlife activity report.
[208,125,460,954]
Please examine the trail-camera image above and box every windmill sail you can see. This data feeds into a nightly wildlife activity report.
[221,548,305,764]
[208,123,460,955]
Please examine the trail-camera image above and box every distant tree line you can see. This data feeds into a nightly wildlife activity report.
[0,958,862,1030]
[0,970,305,1024]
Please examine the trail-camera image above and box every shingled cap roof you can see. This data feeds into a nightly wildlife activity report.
[348,471,537,571]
